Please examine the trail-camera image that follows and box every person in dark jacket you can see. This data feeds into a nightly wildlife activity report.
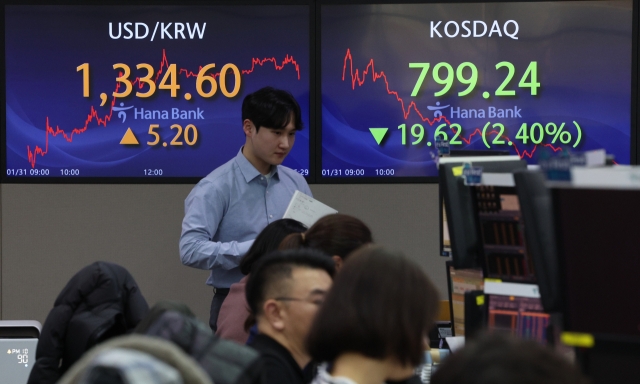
[135,302,264,384]
[28,261,149,384]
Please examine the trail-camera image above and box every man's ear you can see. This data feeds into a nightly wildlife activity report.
[263,299,286,331]
[243,119,255,138]
[332,255,344,272]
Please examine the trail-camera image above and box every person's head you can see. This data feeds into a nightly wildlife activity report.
[239,219,307,275]
[431,333,589,384]
[306,246,440,380]
[241,87,303,174]
[246,249,335,365]
[279,213,373,271]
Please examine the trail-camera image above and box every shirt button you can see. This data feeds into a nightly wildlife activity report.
[269,215,273,218]
[266,191,269,194]
[260,177,264,180]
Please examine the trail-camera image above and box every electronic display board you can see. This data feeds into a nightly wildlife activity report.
[2,5,310,181]
[320,1,634,179]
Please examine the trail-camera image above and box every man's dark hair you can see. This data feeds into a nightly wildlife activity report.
[242,86,303,132]
[306,246,440,367]
[239,219,307,275]
[245,249,335,318]
[279,214,373,260]
[431,333,589,384]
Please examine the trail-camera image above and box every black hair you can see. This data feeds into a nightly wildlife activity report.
[245,249,335,318]
[431,333,589,384]
[241,86,303,132]
[279,214,373,260]
[239,219,307,275]
[306,246,440,367]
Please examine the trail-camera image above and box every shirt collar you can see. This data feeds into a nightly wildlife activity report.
[235,147,279,183]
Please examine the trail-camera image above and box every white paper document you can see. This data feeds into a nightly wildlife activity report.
[282,190,337,228]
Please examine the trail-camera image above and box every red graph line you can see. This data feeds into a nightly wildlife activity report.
[26,49,301,168]
[151,50,300,83]
[341,48,563,159]
[343,48,450,125]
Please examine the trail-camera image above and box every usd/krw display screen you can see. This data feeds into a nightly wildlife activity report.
[321,1,633,179]
[3,5,310,180]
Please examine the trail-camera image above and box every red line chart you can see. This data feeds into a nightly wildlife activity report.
[341,48,562,159]
[26,49,301,168]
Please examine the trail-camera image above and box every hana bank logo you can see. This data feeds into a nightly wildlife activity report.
[427,102,450,118]
[113,103,134,123]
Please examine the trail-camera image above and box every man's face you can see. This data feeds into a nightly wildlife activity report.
[279,267,332,354]
[243,116,296,173]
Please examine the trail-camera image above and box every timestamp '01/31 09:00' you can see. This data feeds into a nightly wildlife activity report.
[6,168,53,176]
[7,169,80,176]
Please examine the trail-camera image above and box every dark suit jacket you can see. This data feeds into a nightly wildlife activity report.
[249,333,306,384]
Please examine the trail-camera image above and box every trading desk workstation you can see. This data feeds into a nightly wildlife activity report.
[1,1,640,383]
[439,157,640,383]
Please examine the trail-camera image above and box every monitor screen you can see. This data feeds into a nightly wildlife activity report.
[0,339,37,384]
[554,187,640,339]
[440,149,511,257]
[440,157,526,269]
[472,184,536,282]
[3,5,310,181]
[448,264,484,336]
[320,1,634,180]
[487,294,549,343]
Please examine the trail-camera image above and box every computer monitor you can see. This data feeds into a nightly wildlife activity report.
[446,261,484,337]
[484,281,549,344]
[470,177,535,282]
[0,321,41,384]
[440,150,510,257]
[514,170,562,313]
[486,294,549,344]
[440,156,526,269]
[552,187,640,340]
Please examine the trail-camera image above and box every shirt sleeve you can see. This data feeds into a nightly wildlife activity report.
[179,180,254,270]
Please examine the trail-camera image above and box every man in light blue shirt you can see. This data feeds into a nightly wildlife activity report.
[179,87,311,331]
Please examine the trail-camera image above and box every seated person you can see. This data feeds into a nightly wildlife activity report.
[431,333,589,384]
[29,262,148,384]
[246,249,335,384]
[134,304,262,384]
[279,213,373,271]
[306,245,440,384]
[216,219,306,344]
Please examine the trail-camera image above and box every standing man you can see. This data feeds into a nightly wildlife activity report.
[180,87,312,331]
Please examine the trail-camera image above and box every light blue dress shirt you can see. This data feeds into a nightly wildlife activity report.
[179,148,312,288]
